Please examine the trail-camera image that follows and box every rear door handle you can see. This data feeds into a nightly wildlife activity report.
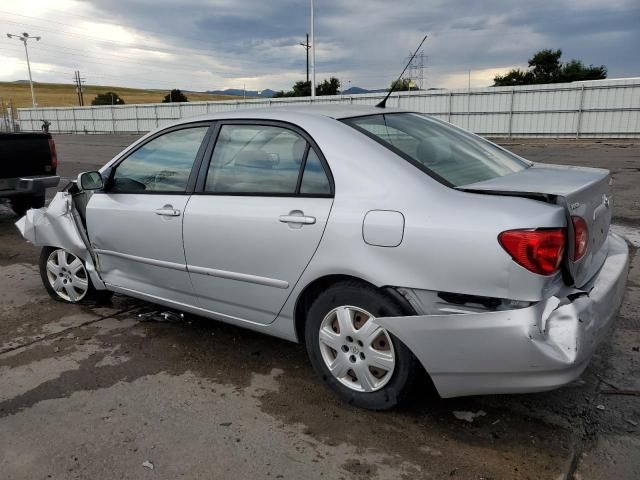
[155,205,181,217]
[279,214,316,225]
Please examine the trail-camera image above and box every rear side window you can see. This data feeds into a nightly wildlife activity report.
[205,125,308,194]
[300,149,331,194]
[110,127,208,193]
[345,113,529,187]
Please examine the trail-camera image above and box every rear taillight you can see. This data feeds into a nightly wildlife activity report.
[48,138,58,172]
[571,216,588,261]
[498,229,566,276]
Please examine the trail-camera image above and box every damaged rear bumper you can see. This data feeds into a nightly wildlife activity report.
[375,232,629,398]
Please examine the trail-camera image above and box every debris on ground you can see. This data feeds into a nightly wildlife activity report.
[137,310,184,323]
[142,460,154,470]
[596,404,606,410]
[600,389,640,397]
[626,419,638,427]
[452,410,487,423]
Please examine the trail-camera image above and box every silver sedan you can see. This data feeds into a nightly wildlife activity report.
[17,106,629,410]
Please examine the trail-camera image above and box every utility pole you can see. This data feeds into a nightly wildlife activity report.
[7,32,40,108]
[73,71,85,106]
[310,0,316,98]
[74,71,80,106]
[300,33,310,83]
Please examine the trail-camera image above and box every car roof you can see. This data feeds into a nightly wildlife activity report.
[265,104,408,119]
[174,105,410,125]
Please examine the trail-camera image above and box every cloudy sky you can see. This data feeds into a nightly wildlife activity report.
[0,0,638,92]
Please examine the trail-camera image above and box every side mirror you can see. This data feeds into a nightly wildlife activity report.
[77,171,104,191]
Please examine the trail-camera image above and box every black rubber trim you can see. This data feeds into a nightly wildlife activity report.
[381,287,417,315]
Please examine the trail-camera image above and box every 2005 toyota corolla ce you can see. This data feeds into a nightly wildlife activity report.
[16,106,629,410]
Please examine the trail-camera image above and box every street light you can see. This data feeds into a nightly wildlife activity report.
[310,0,316,98]
[7,32,41,108]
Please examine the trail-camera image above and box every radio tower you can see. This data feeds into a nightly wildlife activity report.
[406,50,426,90]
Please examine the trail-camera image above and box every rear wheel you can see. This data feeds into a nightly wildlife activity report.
[39,247,112,304]
[305,281,419,410]
[11,194,45,217]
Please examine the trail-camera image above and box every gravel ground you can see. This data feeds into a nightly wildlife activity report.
[0,134,638,479]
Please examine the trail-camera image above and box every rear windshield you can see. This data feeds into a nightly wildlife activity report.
[343,113,529,187]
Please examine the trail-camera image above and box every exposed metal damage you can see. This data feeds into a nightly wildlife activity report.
[15,192,106,290]
[376,233,629,398]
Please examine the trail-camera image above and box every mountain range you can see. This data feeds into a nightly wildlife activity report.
[206,86,387,98]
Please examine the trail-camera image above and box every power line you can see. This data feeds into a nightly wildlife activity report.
[2,47,407,86]
[1,12,410,84]
[0,9,108,35]
[0,13,267,62]
[0,17,289,79]
[0,9,116,29]
[0,43,276,80]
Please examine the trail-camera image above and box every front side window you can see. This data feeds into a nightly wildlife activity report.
[110,126,208,193]
[344,113,529,187]
[205,124,308,194]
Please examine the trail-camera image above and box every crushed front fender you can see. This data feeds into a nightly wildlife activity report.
[15,192,106,290]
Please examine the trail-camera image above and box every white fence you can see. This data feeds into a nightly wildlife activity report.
[17,77,640,138]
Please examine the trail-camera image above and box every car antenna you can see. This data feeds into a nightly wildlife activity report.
[376,34,428,108]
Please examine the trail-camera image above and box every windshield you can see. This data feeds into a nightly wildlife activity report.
[344,113,530,187]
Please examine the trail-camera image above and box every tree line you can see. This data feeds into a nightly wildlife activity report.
[493,49,606,86]
[91,89,188,105]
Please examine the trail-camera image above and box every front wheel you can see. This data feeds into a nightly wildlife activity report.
[305,281,419,410]
[39,247,112,304]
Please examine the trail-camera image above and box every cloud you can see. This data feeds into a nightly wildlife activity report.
[0,0,638,92]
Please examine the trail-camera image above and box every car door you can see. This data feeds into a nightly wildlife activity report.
[183,121,334,325]
[86,123,211,305]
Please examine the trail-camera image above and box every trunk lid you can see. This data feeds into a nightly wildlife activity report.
[460,163,612,288]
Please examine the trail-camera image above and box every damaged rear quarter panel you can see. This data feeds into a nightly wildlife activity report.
[374,233,629,398]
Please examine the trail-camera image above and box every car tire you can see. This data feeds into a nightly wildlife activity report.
[305,281,419,410]
[39,246,112,304]
[11,194,45,217]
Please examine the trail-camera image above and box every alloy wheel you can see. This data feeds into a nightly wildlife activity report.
[45,248,89,302]
[318,305,396,392]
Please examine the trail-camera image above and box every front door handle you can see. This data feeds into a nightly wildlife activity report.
[155,205,181,217]
[279,214,316,225]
